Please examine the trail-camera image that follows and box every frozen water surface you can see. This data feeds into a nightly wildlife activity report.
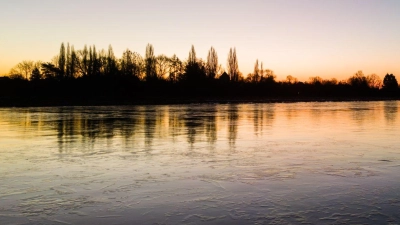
[0,101,399,224]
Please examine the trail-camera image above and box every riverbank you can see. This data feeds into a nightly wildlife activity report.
[1,96,399,107]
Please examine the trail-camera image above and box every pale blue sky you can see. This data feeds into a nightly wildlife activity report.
[1,0,399,80]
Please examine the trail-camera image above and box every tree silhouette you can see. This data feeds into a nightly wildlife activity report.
[261,69,275,84]
[88,46,93,76]
[348,70,368,88]
[155,54,170,79]
[309,76,323,85]
[366,74,382,89]
[58,43,66,78]
[145,44,157,81]
[2,41,400,106]
[168,54,183,82]
[184,45,206,83]
[12,61,35,80]
[91,45,100,76]
[383,74,398,90]
[41,62,60,79]
[286,75,298,84]
[227,48,239,82]
[120,49,143,79]
[188,45,196,65]
[80,45,89,77]
[66,43,71,78]
[206,47,218,79]
[133,52,144,79]
[323,78,338,85]
[69,45,78,78]
[105,45,118,76]
[253,59,259,83]
[30,67,42,81]
[121,49,135,77]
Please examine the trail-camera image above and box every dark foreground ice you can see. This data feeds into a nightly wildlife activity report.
[1,102,399,224]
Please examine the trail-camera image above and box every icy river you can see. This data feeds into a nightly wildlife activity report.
[1,101,400,224]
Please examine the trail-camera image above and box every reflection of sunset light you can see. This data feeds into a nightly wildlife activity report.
[1,102,400,223]
[0,102,399,153]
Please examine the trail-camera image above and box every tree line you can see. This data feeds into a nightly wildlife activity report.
[6,43,232,82]
[1,42,399,105]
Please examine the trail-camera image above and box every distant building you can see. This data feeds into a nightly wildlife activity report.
[219,72,230,83]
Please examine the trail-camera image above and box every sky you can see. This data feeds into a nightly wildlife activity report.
[0,0,399,81]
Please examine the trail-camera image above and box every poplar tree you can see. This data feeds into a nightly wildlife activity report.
[227,47,239,82]
[88,46,93,76]
[145,44,156,81]
[188,45,196,65]
[206,47,218,79]
[58,43,66,78]
[184,45,206,83]
[70,46,77,78]
[92,45,99,76]
[106,45,118,75]
[253,59,259,83]
[66,43,71,78]
[121,49,134,76]
[81,45,89,76]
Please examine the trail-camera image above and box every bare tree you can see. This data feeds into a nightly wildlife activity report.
[206,47,218,79]
[121,49,143,79]
[121,49,134,76]
[69,46,78,78]
[286,75,298,84]
[366,73,382,89]
[9,66,23,78]
[253,59,259,83]
[132,52,144,79]
[168,54,184,82]
[80,45,89,76]
[105,45,118,75]
[58,43,66,77]
[156,54,170,79]
[227,47,239,81]
[188,45,197,65]
[9,60,35,80]
[88,46,93,76]
[97,49,107,75]
[322,78,338,85]
[64,43,78,78]
[262,69,276,83]
[91,45,100,76]
[66,43,71,77]
[309,76,323,85]
[348,70,368,87]
[145,44,156,80]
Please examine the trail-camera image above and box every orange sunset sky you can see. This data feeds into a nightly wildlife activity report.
[1,0,399,81]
